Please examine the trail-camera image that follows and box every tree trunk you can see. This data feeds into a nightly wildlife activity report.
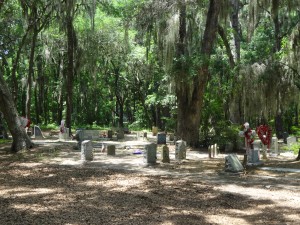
[26,25,38,121]
[272,0,284,137]
[0,70,34,153]
[230,0,241,61]
[11,31,29,102]
[35,55,44,124]
[65,11,76,136]
[228,0,243,124]
[176,0,220,147]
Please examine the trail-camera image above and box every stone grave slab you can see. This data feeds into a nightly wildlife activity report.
[144,143,157,165]
[32,125,45,139]
[107,145,116,156]
[287,136,297,146]
[175,140,186,160]
[225,154,244,172]
[161,145,170,163]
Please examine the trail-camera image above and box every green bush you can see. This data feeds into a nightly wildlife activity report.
[290,126,300,136]
[281,142,300,155]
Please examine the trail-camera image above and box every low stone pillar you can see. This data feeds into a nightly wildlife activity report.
[143,132,147,139]
[262,145,267,159]
[81,140,93,161]
[152,126,158,136]
[212,144,218,158]
[271,137,279,155]
[144,143,157,165]
[161,145,170,163]
[169,133,174,141]
[208,145,212,158]
[107,145,116,156]
[175,140,186,160]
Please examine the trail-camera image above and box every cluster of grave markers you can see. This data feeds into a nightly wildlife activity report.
[79,128,188,165]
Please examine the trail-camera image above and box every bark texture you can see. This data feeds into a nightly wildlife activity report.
[176,0,220,147]
[0,71,34,153]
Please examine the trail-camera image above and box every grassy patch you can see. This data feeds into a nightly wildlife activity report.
[281,142,300,155]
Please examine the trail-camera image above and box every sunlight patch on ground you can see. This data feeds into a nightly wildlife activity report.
[206,215,250,225]
[1,187,57,197]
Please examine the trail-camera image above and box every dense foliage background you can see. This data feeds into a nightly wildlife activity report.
[0,0,299,150]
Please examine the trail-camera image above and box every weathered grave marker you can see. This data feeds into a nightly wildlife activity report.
[161,145,170,163]
[144,143,157,165]
[32,125,45,139]
[271,137,279,156]
[107,130,113,139]
[157,133,167,145]
[175,140,186,160]
[152,126,158,136]
[169,133,174,141]
[287,136,297,151]
[117,129,124,139]
[107,145,116,156]
[225,154,244,172]
[81,140,93,161]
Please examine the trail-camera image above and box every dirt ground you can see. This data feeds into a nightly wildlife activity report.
[1,135,300,225]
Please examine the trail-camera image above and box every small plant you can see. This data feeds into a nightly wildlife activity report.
[0,139,11,144]
[281,142,300,155]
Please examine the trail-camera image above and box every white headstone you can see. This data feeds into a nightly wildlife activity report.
[287,136,297,146]
[271,137,279,155]
[175,140,186,160]
[81,140,93,161]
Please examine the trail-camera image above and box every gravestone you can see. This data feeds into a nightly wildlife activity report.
[252,140,262,150]
[225,154,244,172]
[144,143,157,165]
[208,144,218,158]
[117,129,124,139]
[144,132,147,139]
[107,130,113,139]
[32,125,45,139]
[136,132,144,140]
[169,133,174,141]
[247,149,263,165]
[59,127,69,141]
[157,133,167,145]
[208,145,212,158]
[107,145,116,156]
[175,140,187,160]
[213,144,218,157]
[152,126,158,136]
[271,137,279,156]
[81,140,93,161]
[161,145,170,163]
[287,136,297,146]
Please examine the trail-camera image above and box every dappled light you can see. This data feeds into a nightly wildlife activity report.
[1,0,300,224]
[1,141,300,224]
